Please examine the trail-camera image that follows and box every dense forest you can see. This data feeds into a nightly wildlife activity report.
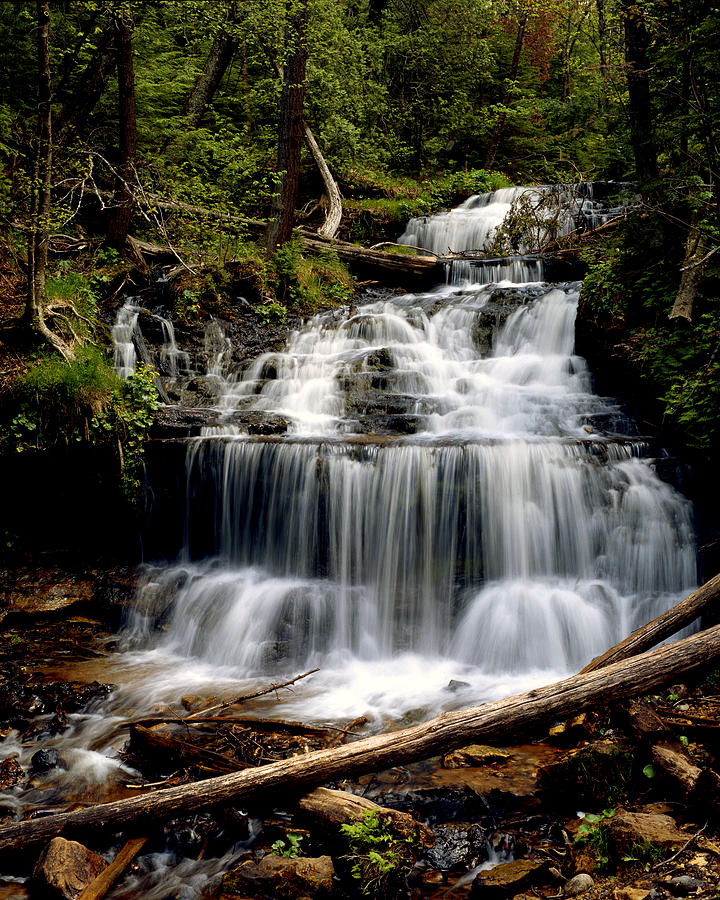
[0,0,719,501]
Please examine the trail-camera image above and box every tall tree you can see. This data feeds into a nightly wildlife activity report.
[485,7,528,169]
[24,0,74,360]
[107,4,138,250]
[621,0,657,182]
[180,1,239,129]
[267,0,308,249]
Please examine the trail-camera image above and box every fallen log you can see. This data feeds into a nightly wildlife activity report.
[299,231,441,288]
[77,837,147,900]
[297,787,433,847]
[580,573,720,674]
[3,623,720,851]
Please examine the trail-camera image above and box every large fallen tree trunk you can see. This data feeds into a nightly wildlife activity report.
[300,231,441,287]
[3,623,720,851]
[580,573,720,673]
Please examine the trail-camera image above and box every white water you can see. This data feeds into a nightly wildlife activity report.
[115,185,695,724]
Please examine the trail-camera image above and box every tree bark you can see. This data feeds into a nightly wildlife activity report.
[622,0,658,182]
[24,0,74,361]
[580,573,720,674]
[181,20,238,129]
[485,12,527,170]
[107,12,138,250]
[267,1,307,250]
[2,622,720,851]
[303,123,342,240]
[669,222,708,322]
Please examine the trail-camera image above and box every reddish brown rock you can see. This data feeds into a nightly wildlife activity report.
[472,859,548,897]
[0,757,24,790]
[221,855,335,899]
[608,810,689,857]
[33,837,107,899]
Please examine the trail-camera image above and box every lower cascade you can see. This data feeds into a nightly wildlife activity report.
[121,187,697,722]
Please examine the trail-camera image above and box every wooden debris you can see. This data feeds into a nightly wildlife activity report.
[77,837,147,900]
[2,622,720,850]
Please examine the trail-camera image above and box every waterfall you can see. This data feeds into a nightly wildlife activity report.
[127,184,695,722]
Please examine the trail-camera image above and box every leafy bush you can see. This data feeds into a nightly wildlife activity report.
[574,808,615,869]
[340,810,419,898]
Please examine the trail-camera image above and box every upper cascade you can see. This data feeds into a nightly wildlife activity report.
[398,182,635,283]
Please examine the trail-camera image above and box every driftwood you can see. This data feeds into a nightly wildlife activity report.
[2,623,720,851]
[303,124,342,240]
[76,837,148,900]
[297,787,433,846]
[580,573,720,673]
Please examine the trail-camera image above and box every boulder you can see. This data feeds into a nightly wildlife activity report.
[221,855,335,899]
[608,811,688,857]
[34,837,107,899]
[564,873,594,896]
[472,859,548,898]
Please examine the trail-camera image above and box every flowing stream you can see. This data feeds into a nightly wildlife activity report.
[0,187,697,894]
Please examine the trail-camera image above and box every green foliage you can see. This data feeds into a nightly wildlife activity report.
[574,809,616,870]
[622,840,664,869]
[340,810,418,898]
[5,351,158,506]
[176,288,202,322]
[256,298,287,324]
[270,833,304,858]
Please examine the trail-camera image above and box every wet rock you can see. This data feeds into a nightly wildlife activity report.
[608,811,688,857]
[34,837,107,899]
[0,756,24,789]
[472,859,548,898]
[444,680,471,693]
[427,823,486,870]
[443,745,513,769]
[31,748,68,774]
[564,873,594,896]
[221,854,335,898]
[664,875,703,895]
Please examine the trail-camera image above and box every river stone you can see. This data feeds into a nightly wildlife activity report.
[472,859,548,898]
[664,875,703,895]
[564,873,594,896]
[443,745,513,769]
[221,855,335,898]
[34,837,107,899]
[608,811,688,857]
[31,748,68,773]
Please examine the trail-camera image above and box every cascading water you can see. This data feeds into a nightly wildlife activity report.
[121,185,695,723]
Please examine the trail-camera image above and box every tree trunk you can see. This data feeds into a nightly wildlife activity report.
[303,123,342,239]
[54,32,117,145]
[181,28,238,129]
[669,220,708,322]
[267,1,307,250]
[622,0,658,182]
[580,572,720,673]
[596,0,608,110]
[485,13,527,169]
[24,0,74,361]
[2,622,720,851]
[107,12,138,250]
